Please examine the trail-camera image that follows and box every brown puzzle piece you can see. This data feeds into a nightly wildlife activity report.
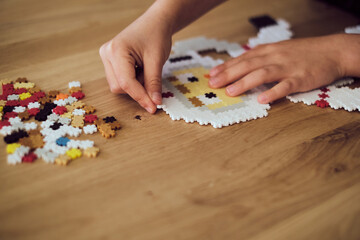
[189,97,204,107]
[175,84,190,94]
[71,115,84,128]
[167,76,178,82]
[98,124,115,138]
[48,90,59,98]
[19,134,44,149]
[55,154,72,166]
[69,87,82,94]
[72,100,85,109]
[82,105,96,114]
[28,86,41,94]
[108,121,121,130]
[84,147,100,157]
[18,111,30,120]
[38,97,51,104]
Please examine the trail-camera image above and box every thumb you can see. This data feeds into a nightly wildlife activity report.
[143,54,163,105]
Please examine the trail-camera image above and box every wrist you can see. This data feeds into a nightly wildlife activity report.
[145,0,177,35]
[335,33,360,78]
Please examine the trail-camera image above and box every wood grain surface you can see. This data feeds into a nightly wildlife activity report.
[0,0,360,239]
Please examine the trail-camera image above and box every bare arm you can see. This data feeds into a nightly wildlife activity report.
[153,0,227,34]
[99,0,226,113]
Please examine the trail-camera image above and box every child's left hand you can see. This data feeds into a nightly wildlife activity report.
[208,34,349,104]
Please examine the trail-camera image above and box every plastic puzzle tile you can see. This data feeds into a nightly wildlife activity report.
[98,123,115,138]
[84,147,99,157]
[55,154,72,166]
[83,124,98,134]
[66,148,82,159]
[83,105,96,114]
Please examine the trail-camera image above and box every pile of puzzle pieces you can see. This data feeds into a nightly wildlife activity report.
[0,78,121,166]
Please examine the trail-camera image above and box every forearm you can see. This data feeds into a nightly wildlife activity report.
[145,0,226,34]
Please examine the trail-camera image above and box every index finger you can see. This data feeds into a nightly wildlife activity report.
[110,52,157,113]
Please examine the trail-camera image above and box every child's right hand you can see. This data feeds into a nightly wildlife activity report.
[99,8,172,113]
[99,0,225,113]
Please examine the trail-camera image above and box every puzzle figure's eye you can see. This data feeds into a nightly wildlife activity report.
[177,73,198,84]
[197,93,222,106]
[50,122,62,130]
[169,55,193,63]
[187,76,198,82]
[205,92,216,98]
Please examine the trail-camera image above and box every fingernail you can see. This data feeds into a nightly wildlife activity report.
[226,85,236,95]
[258,94,268,104]
[146,106,154,113]
[209,77,218,86]
[209,68,218,77]
[152,92,162,105]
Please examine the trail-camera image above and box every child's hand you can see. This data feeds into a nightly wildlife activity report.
[209,34,351,104]
[99,0,226,113]
[99,9,172,113]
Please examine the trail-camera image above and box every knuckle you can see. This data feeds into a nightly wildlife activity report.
[262,43,277,52]
[241,59,254,70]
[107,40,119,55]
[109,85,121,94]
[281,80,295,93]
[132,93,145,103]
[273,51,287,61]
[119,81,129,91]
[217,63,227,70]
[99,44,106,58]
[258,67,271,77]
[219,70,229,82]
[148,78,161,88]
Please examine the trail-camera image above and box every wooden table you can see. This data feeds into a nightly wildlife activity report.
[1,0,359,239]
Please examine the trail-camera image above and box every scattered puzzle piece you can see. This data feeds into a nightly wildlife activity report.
[98,124,115,138]
[71,115,84,128]
[71,91,85,100]
[72,100,85,109]
[48,90,59,98]
[84,147,100,157]
[108,121,121,130]
[15,77,28,83]
[28,86,41,94]
[38,97,51,104]
[18,111,30,120]
[1,79,13,85]
[84,114,97,123]
[55,154,72,166]
[19,92,31,100]
[69,87,82,94]
[56,93,68,100]
[22,152,37,163]
[14,82,34,89]
[66,148,82,160]
[6,143,21,154]
[83,124,98,134]
[83,105,96,114]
